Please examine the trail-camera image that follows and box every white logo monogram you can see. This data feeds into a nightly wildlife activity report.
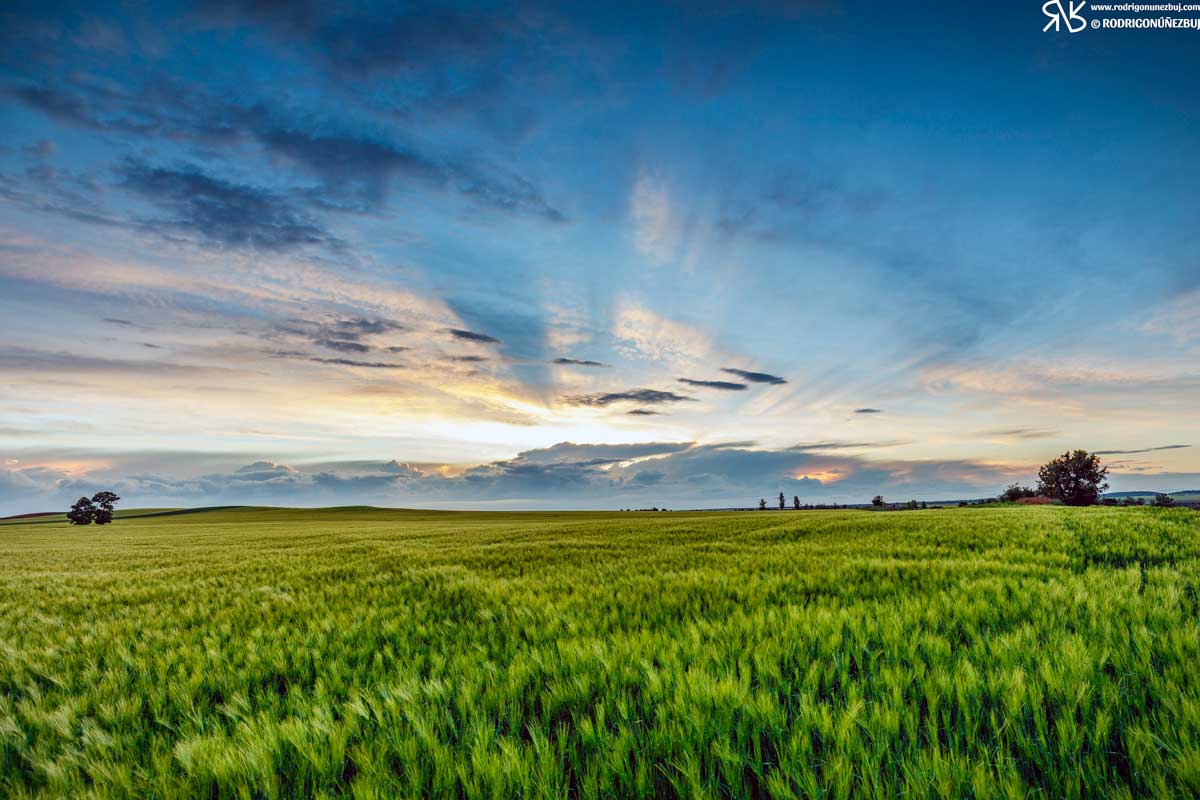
[1043,0,1087,32]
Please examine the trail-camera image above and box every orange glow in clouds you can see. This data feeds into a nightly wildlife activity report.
[792,468,847,484]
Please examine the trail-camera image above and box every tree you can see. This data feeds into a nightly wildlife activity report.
[91,491,120,525]
[67,496,95,525]
[1037,450,1109,506]
[778,492,785,510]
[793,495,801,510]
[999,483,1038,502]
[872,495,884,507]
[758,498,766,511]
[1154,493,1175,507]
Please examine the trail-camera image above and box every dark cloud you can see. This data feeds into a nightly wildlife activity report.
[6,79,565,222]
[720,368,787,385]
[563,389,696,407]
[195,1,504,78]
[269,317,407,355]
[552,358,610,368]
[309,357,405,369]
[314,339,371,353]
[253,124,565,220]
[627,409,663,416]
[268,350,405,369]
[103,318,136,327]
[631,470,664,485]
[678,378,747,391]
[447,328,501,344]
[117,159,337,251]
[5,85,100,130]
[331,318,406,337]
[190,0,551,139]
[1095,445,1191,455]
[447,355,487,363]
[855,408,883,414]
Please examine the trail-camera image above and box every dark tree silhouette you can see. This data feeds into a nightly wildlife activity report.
[793,495,801,510]
[1154,493,1175,507]
[90,491,120,524]
[758,498,766,511]
[872,495,885,507]
[778,492,785,510]
[999,483,1039,502]
[67,496,95,525]
[1037,450,1109,506]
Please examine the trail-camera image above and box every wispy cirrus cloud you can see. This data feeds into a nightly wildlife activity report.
[1095,444,1191,455]
[630,170,676,263]
[980,427,1058,439]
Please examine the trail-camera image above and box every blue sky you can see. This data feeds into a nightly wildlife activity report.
[1,0,1198,513]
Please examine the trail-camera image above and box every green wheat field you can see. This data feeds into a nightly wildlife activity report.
[2,505,1200,798]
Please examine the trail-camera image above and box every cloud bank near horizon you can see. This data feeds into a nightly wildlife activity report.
[3,441,1196,516]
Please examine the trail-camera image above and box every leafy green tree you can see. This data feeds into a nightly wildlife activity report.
[1154,493,1175,507]
[67,497,95,525]
[793,495,801,510]
[1037,450,1109,506]
[872,495,884,507]
[758,498,766,511]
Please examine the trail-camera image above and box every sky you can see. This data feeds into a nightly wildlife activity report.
[1,0,1198,514]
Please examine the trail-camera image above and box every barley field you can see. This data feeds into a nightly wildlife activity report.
[2,505,1199,799]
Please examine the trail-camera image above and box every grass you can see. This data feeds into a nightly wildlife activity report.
[2,505,1199,798]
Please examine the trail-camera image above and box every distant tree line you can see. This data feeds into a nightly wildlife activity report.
[749,450,1176,512]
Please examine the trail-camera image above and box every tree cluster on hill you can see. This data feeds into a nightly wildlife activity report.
[67,492,120,525]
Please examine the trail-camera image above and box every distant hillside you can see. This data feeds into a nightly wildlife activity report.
[1104,490,1200,499]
